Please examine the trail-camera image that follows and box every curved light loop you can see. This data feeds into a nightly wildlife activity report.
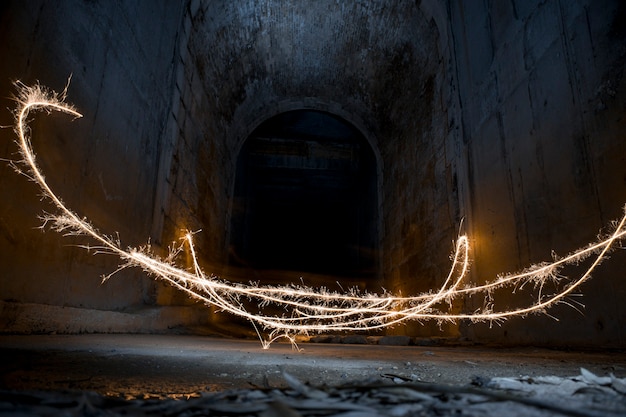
[10,81,626,347]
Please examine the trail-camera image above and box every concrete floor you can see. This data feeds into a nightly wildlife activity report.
[1,334,625,399]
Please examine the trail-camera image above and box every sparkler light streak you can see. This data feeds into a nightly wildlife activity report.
[9,81,626,347]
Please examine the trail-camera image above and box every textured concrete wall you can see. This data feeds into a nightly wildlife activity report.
[0,1,187,321]
[137,0,464,334]
[160,1,460,304]
[450,0,626,346]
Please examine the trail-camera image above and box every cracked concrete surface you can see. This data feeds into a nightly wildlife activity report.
[1,334,624,399]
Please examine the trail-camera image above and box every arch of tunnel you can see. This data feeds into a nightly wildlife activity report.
[0,0,625,347]
[230,110,380,282]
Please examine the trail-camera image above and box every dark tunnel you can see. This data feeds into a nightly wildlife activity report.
[229,110,379,281]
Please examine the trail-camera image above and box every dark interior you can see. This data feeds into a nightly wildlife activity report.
[230,110,378,279]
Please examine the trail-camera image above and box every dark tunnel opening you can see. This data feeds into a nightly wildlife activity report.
[229,110,379,283]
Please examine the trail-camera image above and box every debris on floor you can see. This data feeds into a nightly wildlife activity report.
[1,368,624,417]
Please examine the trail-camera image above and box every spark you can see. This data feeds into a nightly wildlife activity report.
[8,81,626,347]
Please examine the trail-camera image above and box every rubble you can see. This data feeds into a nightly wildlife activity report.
[1,369,624,417]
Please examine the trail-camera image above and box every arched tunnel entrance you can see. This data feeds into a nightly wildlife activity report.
[229,110,379,286]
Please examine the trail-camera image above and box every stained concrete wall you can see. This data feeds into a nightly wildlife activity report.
[0,0,625,347]
[0,0,461,336]
[0,1,202,329]
[156,1,461,324]
[450,0,626,346]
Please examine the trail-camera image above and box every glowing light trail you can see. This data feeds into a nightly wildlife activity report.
[9,81,626,347]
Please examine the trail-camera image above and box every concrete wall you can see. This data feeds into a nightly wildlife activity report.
[1,0,625,347]
[144,1,459,335]
[0,1,200,328]
[157,1,461,327]
[450,0,626,346]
